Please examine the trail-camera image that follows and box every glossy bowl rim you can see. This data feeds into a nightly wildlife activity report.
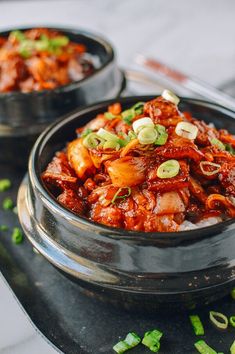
[0,25,115,98]
[29,95,235,241]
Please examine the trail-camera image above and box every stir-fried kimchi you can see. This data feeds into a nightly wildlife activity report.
[0,28,95,93]
[42,91,235,232]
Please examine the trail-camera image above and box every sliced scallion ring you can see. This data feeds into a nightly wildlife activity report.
[111,187,132,204]
[230,316,235,327]
[132,117,154,134]
[157,160,180,179]
[199,161,221,176]
[194,340,217,354]
[209,137,226,151]
[103,141,120,150]
[137,127,158,145]
[142,329,163,352]
[175,121,198,140]
[155,124,168,145]
[97,128,119,141]
[231,340,235,354]
[231,288,235,300]
[83,133,104,148]
[209,311,228,330]
[189,315,204,336]
[162,89,180,105]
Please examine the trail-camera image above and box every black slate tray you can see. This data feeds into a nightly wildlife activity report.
[1,164,235,354]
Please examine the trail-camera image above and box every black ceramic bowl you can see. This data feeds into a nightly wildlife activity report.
[0,26,124,167]
[18,96,235,310]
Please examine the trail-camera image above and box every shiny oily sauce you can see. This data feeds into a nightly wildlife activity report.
[42,91,235,232]
[0,28,95,93]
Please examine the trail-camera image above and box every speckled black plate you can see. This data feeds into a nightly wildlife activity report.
[1,150,235,354]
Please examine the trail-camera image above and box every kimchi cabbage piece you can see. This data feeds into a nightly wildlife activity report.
[0,28,95,93]
[42,92,235,232]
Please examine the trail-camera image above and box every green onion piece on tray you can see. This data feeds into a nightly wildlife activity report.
[0,179,11,192]
[157,159,180,179]
[209,137,226,151]
[113,332,141,353]
[112,187,131,204]
[231,288,235,300]
[189,315,204,335]
[209,311,228,330]
[142,329,163,353]
[0,225,8,231]
[11,227,23,245]
[231,340,235,354]
[2,197,14,210]
[194,340,217,354]
[230,316,235,327]
[113,341,129,353]
[125,332,141,347]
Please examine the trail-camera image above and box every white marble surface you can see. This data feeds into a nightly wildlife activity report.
[1,0,235,353]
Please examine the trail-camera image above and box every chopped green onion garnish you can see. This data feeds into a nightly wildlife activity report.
[175,121,198,140]
[11,227,23,245]
[132,102,144,115]
[81,128,93,138]
[157,160,180,179]
[230,316,235,327]
[162,89,180,105]
[0,179,11,192]
[142,329,163,353]
[132,117,154,134]
[111,187,131,204]
[113,332,141,353]
[50,35,69,47]
[231,340,235,354]
[121,102,144,125]
[128,131,137,140]
[9,30,25,42]
[18,39,35,58]
[209,311,228,330]
[2,197,14,210]
[97,128,127,148]
[155,124,168,145]
[97,128,119,142]
[104,112,116,120]
[189,315,204,336]
[113,341,129,353]
[231,288,235,300]
[137,127,158,145]
[83,132,105,148]
[13,206,18,215]
[209,137,226,151]
[199,161,221,176]
[194,340,217,354]
[103,141,120,150]
[225,143,235,155]
[125,332,141,347]
[121,109,136,125]
[0,225,8,231]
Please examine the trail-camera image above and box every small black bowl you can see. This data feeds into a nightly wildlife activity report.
[0,26,124,167]
[18,96,235,310]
